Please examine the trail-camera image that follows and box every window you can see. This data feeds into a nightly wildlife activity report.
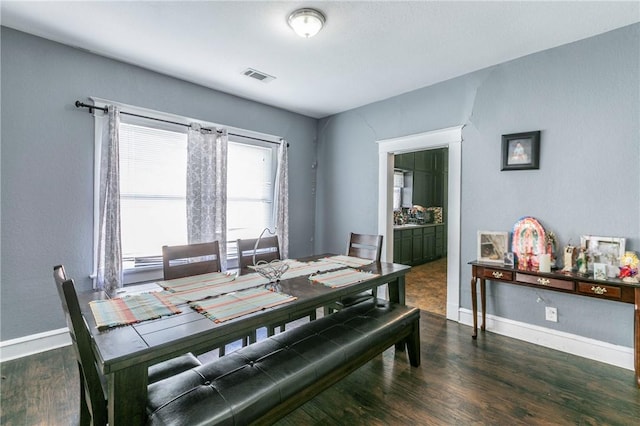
[104,114,278,276]
[119,122,188,269]
[226,140,276,259]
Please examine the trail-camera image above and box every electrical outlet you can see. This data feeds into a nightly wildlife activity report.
[545,306,558,322]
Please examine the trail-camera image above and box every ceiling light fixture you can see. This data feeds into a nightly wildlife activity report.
[287,8,326,38]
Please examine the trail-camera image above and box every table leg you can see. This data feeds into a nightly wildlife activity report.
[471,271,478,339]
[390,275,407,351]
[480,278,486,332]
[635,287,640,388]
[108,365,148,425]
[388,275,406,305]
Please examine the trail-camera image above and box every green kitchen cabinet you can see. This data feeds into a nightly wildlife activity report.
[394,152,414,170]
[422,226,436,260]
[414,150,432,172]
[399,229,413,265]
[412,170,431,207]
[393,224,446,265]
[412,228,424,264]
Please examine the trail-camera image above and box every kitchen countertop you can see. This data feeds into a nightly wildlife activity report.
[394,223,445,230]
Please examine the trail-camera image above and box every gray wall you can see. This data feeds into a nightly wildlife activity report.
[316,24,639,347]
[2,24,639,349]
[0,28,318,340]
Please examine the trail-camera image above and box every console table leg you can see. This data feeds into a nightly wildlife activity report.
[480,279,486,332]
[471,275,478,339]
[635,288,640,388]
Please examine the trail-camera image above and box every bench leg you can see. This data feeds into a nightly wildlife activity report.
[405,319,421,367]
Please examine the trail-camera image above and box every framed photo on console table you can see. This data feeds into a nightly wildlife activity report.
[477,231,508,264]
[501,131,540,171]
[580,235,625,277]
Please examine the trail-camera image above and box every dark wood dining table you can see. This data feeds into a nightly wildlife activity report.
[78,255,411,425]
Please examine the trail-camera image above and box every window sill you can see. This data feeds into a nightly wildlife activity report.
[123,264,163,285]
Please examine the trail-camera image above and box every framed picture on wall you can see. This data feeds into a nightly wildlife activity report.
[477,231,509,264]
[501,131,540,171]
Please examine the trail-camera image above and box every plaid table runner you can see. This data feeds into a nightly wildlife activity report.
[190,287,297,323]
[319,255,374,268]
[309,268,379,288]
[156,272,236,293]
[278,259,346,280]
[157,273,271,304]
[89,293,181,330]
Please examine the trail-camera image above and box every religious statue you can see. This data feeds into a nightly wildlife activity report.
[562,245,578,272]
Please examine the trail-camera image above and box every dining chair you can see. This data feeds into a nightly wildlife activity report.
[53,265,202,426]
[237,235,317,335]
[324,232,384,315]
[162,241,222,280]
[236,236,281,276]
[161,242,254,354]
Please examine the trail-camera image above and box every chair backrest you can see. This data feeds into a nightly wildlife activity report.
[53,265,72,329]
[347,233,383,262]
[162,241,222,280]
[237,236,280,275]
[53,267,108,425]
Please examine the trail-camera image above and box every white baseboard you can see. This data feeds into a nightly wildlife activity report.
[0,328,71,363]
[458,308,634,371]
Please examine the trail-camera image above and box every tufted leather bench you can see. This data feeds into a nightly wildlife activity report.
[146,299,420,425]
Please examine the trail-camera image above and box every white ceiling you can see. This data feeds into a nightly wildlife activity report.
[2,1,639,119]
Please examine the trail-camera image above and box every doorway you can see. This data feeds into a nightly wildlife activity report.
[393,148,448,316]
[376,126,463,322]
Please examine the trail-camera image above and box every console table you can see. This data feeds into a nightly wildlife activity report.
[469,261,640,387]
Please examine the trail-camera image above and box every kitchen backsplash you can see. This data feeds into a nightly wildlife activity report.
[394,206,443,225]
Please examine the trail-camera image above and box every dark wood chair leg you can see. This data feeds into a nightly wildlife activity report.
[77,364,91,426]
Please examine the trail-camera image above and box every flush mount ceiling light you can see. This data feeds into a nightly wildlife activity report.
[287,8,326,38]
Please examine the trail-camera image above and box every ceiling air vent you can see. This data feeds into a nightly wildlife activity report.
[242,68,276,83]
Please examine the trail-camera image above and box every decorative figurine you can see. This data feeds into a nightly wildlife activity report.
[562,245,578,272]
[577,248,588,275]
[545,231,558,268]
[618,251,639,283]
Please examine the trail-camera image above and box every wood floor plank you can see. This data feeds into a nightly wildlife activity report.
[1,311,638,425]
[1,345,79,426]
[272,312,640,425]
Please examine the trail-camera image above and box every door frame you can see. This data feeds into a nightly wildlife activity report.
[377,125,463,321]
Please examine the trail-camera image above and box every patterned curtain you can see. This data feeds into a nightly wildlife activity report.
[186,125,228,270]
[96,105,123,294]
[274,141,289,258]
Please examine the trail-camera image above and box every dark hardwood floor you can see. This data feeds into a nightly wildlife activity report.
[2,310,638,425]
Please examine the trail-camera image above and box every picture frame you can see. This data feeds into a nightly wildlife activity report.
[501,131,540,171]
[593,263,608,281]
[477,231,509,264]
[580,235,626,277]
[503,252,515,267]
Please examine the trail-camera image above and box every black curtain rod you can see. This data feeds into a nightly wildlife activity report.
[74,101,285,146]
